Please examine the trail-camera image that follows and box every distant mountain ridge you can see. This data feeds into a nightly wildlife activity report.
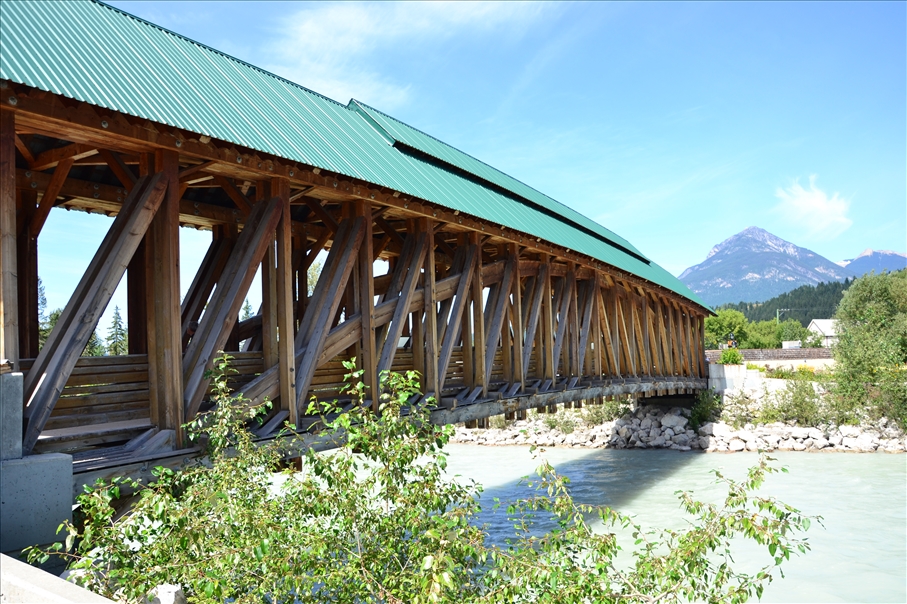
[837,249,907,276]
[679,227,856,307]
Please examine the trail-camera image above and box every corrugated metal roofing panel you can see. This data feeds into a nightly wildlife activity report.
[349,100,645,259]
[0,0,708,309]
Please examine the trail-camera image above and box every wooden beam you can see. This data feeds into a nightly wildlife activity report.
[1,110,18,367]
[29,156,73,237]
[438,245,476,389]
[354,201,378,410]
[294,217,364,410]
[98,148,137,189]
[213,175,253,216]
[421,218,439,398]
[178,160,216,181]
[16,189,38,358]
[29,142,97,172]
[259,182,278,367]
[375,215,405,248]
[377,230,427,374]
[273,177,297,423]
[22,173,168,452]
[146,149,183,441]
[182,196,284,418]
[576,280,595,377]
[179,236,231,346]
[510,243,524,390]
[483,252,514,382]
[304,199,339,233]
[14,134,34,164]
[469,231,486,394]
[522,263,547,379]
[551,272,574,381]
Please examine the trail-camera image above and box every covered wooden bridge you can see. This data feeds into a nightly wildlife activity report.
[0,0,710,493]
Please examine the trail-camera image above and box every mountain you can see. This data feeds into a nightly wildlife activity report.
[678,227,856,307]
[838,249,907,276]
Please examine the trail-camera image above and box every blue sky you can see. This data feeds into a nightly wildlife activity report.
[39,1,906,333]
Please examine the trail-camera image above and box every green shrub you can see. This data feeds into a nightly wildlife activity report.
[489,414,513,430]
[718,348,745,365]
[582,397,631,426]
[690,389,722,431]
[28,354,818,604]
[762,379,823,426]
[832,270,907,428]
[746,363,766,372]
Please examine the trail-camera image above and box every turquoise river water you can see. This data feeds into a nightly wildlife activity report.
[442,445,907,603]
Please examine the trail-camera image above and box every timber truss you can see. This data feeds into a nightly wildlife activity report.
[0,83,708,469]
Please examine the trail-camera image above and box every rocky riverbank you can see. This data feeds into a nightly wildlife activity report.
[450,404,907,453]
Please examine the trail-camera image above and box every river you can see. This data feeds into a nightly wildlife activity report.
[442,445,907,603]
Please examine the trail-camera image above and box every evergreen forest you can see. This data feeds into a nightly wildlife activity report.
[718,279,854,326]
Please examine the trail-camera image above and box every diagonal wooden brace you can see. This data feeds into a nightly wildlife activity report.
[22,173,168,453]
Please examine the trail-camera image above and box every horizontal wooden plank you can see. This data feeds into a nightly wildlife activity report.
[63,371,149,387]
[53,393,149,411]
[45,409,150,430]
[59,381,149,398]
[38,418,153,443]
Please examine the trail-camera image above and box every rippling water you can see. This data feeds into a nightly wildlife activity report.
[442,445,907,603]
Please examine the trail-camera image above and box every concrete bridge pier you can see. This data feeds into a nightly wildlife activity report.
[0,369,72,554]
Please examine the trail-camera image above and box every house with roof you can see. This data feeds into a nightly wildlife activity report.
[807,319,838,347]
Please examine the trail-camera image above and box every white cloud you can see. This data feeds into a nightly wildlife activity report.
[773,175,852,240]
[258,2,550,110]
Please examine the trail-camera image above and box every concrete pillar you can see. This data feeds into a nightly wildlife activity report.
[1,370,72,554]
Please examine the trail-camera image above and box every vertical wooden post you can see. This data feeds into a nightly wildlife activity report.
[510,243,524,391]
[271,177,296,423]
[353,201,377,410]
[259,182,278,364]
[0,110,18,368]
[16,189,38,358]
[568,265,579,379]
[592,275,603,380]
[128,152,152,354]
[146,149,183,443]
[540,255,554,383]
[469,231,485,395]
[421,218,438,398]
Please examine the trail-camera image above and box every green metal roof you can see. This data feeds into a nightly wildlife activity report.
[0,0,708,309]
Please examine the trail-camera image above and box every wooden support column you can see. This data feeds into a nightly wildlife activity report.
[510,243,524,391]
[353,201,377,410]
[469,231,486,395]
[0,109,18,367]
[259,182,278,364]
[128,152,153,355]
[421,218,438,398]
[437,242,475,390]
[272,177,296,423]
[146,149,183,441]
[16,189,38,358]
[540,255,554,383]
[591,274,603,380]
[483,252,514,383]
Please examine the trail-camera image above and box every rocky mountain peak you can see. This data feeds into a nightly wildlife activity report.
[705,226,800,260]
[680,227,855,307]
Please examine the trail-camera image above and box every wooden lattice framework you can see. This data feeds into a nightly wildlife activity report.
[0,82,709,469]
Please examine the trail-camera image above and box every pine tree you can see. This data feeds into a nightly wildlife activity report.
[38,277,51,349]
[241,299,254,321]
[106,306,129,356]
[83,330,106,357]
